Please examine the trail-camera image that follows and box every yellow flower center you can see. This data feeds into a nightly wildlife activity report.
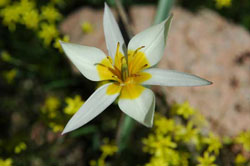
[96,43,151,99]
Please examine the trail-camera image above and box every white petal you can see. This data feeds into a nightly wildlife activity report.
[62,83,120,134]
[103,3,125,60]
[60,41,106,81]
[142,68,212,86]
[128,14,173,66]
[118,88,155,127]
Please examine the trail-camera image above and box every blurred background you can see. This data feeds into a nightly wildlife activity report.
[0,0,250,165]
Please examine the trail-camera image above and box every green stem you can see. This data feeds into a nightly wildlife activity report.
[116,114,135,152]
[154,0,174,24]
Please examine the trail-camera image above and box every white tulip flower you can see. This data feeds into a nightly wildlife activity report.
[60,3,211,134]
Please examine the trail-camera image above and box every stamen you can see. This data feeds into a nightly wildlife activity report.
[140,63,148,70]
[94,63,108,68]
[132,46,145,57]
[116,42,120,57]
[106,56,113,63]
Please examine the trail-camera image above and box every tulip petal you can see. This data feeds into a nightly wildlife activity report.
[142,68,212,86]
[60,41,107,81]
[103,3,125,60]
[128,14,173,66]
[118,87,155,127]
[62,83,120,134]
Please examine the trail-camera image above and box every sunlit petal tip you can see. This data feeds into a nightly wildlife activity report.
[61,126,71,135]
[143,68,212,87]
[128,13,173,66]
[61,83,120,135]
[103,1,125,60]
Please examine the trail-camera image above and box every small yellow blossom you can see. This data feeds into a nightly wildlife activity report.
[235,154,247,166]
[90,138,117,166]
[81,21,94,34]
[215,0,231,8]
[175,122,199,143]
[203,133,222,155]
[222,136,232,145]
[0,158,12,166]
[143,134,176,156]
[64,95,84,115]
[53,35,70,52]
[2,69,18,84]
[0,5,21,31]
[19,0,35,11]
[41,96,60,118]
[171,101,195,119]
[41,5,62,23]
[145,157,168,166]
[14,142,27,154]
[0,0,9,7]
[49,122,64,132]
[235,131,250,152]
[22,9,39,29]
[1,51,12,62]
[197,152,217,166]
[191,111,208,128]
[39,23,59,46]
[154,115,175,135]
[101,143,118,157]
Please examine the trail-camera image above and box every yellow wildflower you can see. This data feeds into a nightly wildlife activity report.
[41,96,60,118]
[235,131,250,152]
[215,0,231,8]
[171,101,195,119]
[14,142,27,154]
[143,134,176,156]
[1,51,12,62]
[89,138,117,166]
[2,69,18,84]
[154,115,175,135]
[0,5,21,31]
[145,157,168,166]
[22,9,39,29]
[0,158,12,166]
[64,95,84,115]
[203,133,222,155]
[222,136,232,145]
[235,154,247,166]
[0,0,9,7]
[19,0,35,11]
[191,111,208,128]
[100,142,118,157]
[53,35,70,52]
[81,21,94,34]
[41,5,62,23]
[49,122,64,132]
[174,122,199,143]
[39,23,59,46]
[197,151,217,166]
